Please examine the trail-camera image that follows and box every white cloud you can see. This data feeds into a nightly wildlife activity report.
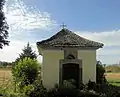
[0,40,26,62]
[0,0,54,62]
[76,30,120,64]
[76,30,120,46]
[0,39,42,63]
[4,0,57,37]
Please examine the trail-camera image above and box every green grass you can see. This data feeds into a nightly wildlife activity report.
[108,80,120,86]
[106,73,120,86]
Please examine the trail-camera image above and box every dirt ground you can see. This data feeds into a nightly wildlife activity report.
[106,73,120,86]
[106,73,120,80]
[0,68,12,86]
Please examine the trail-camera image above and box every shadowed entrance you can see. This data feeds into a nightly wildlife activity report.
[62,63,79,88]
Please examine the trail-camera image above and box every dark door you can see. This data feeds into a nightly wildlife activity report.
[62,63,79,88]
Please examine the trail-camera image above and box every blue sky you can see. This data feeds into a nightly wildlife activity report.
[0,0,120,64]
[25,0,120,31]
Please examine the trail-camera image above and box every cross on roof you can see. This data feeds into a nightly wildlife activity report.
[60,23,67,29]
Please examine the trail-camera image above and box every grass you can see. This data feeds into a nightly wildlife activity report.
[106,73,120,86]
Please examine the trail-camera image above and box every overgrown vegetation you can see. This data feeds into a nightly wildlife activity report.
[96,61,106,84]
[12,58,40,91]
[11,43,40,95]
[47,80,120,97]
[1,79,120,97]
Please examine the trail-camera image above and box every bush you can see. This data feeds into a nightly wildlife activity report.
[23,85,34,96]
[62,79,76,89]
[87,80,96,90]
[47,80,105,97]
[48,86,102,97]
[28,78,47,97]
[12,57,40,91]
[96,61,106,84]
[47,80,79,97]
[48,87,79,97]
[79,90,103,97]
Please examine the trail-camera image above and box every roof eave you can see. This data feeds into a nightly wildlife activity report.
[37,43,103,50]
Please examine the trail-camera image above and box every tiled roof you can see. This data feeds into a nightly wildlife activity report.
[37,28,104,48]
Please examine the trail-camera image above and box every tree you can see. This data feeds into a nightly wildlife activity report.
[0,0,9,49]
[19,42,37,59]
[15,42,37,64]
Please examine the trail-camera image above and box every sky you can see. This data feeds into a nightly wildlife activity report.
[0,0,120,64]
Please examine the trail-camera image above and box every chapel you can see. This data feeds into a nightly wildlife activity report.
[37,28,103,89]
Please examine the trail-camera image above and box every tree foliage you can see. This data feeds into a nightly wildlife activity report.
[12,57,40,89]
[20,43,37,59]
[0,0,9,49]
[15,43,37,64]
[96,61,106,84]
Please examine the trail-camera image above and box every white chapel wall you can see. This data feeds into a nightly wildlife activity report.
[78,50,96,84]
[42,50,64,89]
[41,49,96,89]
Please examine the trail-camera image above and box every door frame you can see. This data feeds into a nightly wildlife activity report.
[59,59,82,87]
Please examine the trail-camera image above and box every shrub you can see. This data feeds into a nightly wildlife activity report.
[62,79,76,89]
[12,57,40,90]
[48,87,79,97]
[47,80,79,97]
[96,61,106,84]
[79,90,103,97]
[47,80,104,97]
[23,85,34,96]
[28,78,47,97]
[47,83,104,97]
[87,80,96,90]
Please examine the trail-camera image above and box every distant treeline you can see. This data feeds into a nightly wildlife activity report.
[105,64,120,73]
[0,61,13,68]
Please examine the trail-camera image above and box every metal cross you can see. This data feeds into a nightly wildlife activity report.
[60,23,67,29]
